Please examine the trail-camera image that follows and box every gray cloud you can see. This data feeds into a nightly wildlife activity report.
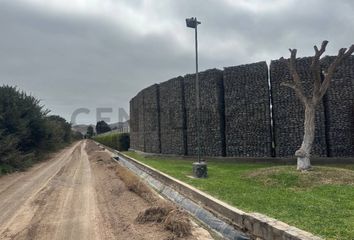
[0,0,353,124]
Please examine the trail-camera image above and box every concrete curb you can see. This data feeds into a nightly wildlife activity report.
[101,144,323,240]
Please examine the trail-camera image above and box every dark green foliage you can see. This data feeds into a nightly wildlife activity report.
[94,132,130,151]
[95,120,111,134]
[43,115,72,151]
[86,126,94,138]
[117,133,130,151]
[0,85,74,174]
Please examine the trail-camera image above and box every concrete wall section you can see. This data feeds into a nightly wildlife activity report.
[270,57,327,157]
[322,56,354,157]
[136,91,145,151]
[184,69,225,156]
[142,84,161,153]
[159,76,187,155]
[129,97,139,150]
[224,62,272,157]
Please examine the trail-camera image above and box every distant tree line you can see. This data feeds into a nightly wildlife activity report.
[84,121,111,138]
[0,85,82,174]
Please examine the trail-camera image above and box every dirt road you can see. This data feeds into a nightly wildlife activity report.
[0,140,212,240]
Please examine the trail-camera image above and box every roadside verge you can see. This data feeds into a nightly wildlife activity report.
[100,142,322,240]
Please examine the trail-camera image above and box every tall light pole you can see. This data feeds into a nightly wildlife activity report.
[186,17,207,178]
[186,17,201,163]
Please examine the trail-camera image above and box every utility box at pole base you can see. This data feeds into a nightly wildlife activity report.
[192,162,207,178]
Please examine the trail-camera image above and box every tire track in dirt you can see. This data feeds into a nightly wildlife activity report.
[51,141,98,240]
[0,141,99,240]
[0,142,80,236]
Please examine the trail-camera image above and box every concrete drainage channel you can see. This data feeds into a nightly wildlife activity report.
[97,143,322,240]
[112,155,248,240]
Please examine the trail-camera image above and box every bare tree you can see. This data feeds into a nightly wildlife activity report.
[281,40,354,171]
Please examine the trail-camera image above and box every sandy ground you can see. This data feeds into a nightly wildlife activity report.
[0,140,213,240]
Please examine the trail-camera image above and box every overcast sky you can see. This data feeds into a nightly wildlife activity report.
[0,0,353,125]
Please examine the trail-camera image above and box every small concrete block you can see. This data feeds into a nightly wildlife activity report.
[192,162,208,178]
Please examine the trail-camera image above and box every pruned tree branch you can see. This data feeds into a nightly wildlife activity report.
[318,44,354,99]
[281,82,308,105]
[280,48,308,105]
[311,40,328,102]
[280,82,296,89]
[280,41,354,105]
[288,49,304,93]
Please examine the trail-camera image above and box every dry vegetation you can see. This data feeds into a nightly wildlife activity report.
[136,205,174,223]
[115,163,192,238]
[163,209,192,237]
[115,164,160,203]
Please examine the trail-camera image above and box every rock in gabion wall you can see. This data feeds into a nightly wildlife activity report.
[143,84,161,153]
[159,76,187,155]
[129,96,139,150]
[224,62,272,157]
[270,57,327,157]
[321,56,354,157]
[136,91,145,151]
[184,69,225,156]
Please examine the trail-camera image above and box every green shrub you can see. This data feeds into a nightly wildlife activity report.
[117,133,130,151]
[0,164,14,175]
[94,132,130,151]
[0,85,74,172]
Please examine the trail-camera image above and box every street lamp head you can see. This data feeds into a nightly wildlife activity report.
[186,17,201,28]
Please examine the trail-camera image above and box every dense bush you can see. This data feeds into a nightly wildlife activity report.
[117,133,130,151]
[96,120,111,134]
[93,132,130,151]
[0,85,74,173]
[86,125,94,138]
[42,115,72,151]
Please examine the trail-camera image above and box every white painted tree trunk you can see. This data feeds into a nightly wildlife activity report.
[295,104,316,170]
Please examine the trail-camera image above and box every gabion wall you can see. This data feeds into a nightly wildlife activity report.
[159,76,187,155]
[184,69,225,156]
[321,56,354,157]
[142,84,161,153]
[129,96,139,150]
[129,56,354,158]
[136,91,145,151]
[270,57,327,157]
[224,62,272,157]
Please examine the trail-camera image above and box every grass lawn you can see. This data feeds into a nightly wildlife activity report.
[123,151,354,240]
